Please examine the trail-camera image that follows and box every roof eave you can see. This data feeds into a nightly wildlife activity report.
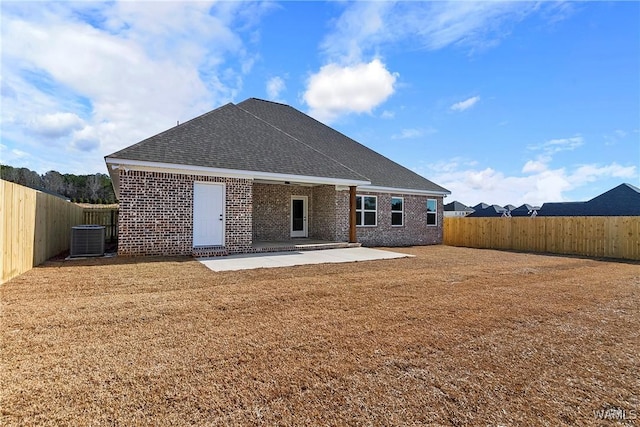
[104,157,371,192]
[357,184,451,197]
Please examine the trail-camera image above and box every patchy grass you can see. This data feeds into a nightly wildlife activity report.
[1,246,638,426]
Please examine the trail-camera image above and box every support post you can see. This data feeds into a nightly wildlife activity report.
[349,186,357,243]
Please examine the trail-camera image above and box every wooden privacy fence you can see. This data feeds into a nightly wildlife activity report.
[83,208,119,243]
[444,216,640,261]
[1,180,119,284]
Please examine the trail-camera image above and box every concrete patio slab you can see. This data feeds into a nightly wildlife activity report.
[198,247,414,272]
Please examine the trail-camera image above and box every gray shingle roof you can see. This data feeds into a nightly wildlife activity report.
[444,201,474,212]
[537,183,640,216]
[473,203,490,210]
[467,204,507,217]
[510,204,539,217]
[107,103,368,182]
[237,98,449,193]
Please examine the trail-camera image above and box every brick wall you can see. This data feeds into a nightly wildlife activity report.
[118,171,443,256]
[118,170,252,256]
[311,185,337,241]
[335,189,350,242]
[252,184,354,242]
[252,183,314,241]
[354,192,444,247]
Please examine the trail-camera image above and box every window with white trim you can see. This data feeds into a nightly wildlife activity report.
[426,199,437,226]
[391,197,403,226]
[356,195,377,226]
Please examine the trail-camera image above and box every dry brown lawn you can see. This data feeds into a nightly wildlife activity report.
[1,246,638,426]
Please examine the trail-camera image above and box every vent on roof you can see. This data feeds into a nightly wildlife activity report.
[70,225,105,257]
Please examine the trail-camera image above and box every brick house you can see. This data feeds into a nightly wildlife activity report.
[105,98,450,256]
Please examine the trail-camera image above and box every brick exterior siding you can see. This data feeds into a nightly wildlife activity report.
[354,192,444,247]
[117,170,252,256]
[118,171,443,256]
[252,184,344,242]
[252,183,314,241]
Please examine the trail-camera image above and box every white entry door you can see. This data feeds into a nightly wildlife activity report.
[290,196,308,238]
[193,182,224,247]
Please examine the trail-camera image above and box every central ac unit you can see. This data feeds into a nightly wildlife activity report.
[70,225,105,257]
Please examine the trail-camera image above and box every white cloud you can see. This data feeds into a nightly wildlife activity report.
[380,110,395,119]
[321,2,545,62]
[570,163,636,184]
[0,1,268,174]
[320,2,394,63]
[417,158,637,206]
[307,1,553,123]
[419,131,635,205]
[450,96,480,112]
[392,129,423,140]
[391,127,437,140]
[303,59,398,123]
[424,134,635,205]
[530,136,584,154]
[266,76,285,101]
[522,159,548,174]
[604,129,630,146]
[29,112,84,138]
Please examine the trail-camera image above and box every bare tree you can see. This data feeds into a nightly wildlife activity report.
[87,173,102,202]
[43,170,66,195]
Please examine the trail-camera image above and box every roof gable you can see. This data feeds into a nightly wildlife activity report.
[538,183,640,216]
[510,204,539,217]
[467,204,507,217]
[237,98,449,193]
[107,103,367,182]
[107,98,449,195]
[444,201,474,212]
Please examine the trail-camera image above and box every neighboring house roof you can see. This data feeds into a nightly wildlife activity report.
[537,183,640,216]
[537,201,589,216]
[585,183,640,215]
[510,204,539,217]
[467,204,507,217]
[106,99,450,197]
[444,201,474,212]
[504,204,517,211]
[473,203,490,210]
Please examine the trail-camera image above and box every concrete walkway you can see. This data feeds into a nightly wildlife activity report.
[198,247,413,272]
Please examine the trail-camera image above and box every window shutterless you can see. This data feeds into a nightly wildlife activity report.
[426,199,437,226]
[391,197,403,226]
[356,195,377,226]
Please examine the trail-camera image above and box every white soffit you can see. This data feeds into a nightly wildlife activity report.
[105,158,370,187]
[358,185,451,197]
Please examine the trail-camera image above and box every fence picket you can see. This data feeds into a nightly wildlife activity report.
[1,180,119,284]
[444,216,639,260]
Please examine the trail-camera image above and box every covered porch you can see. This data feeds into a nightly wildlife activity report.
[251,180,358,246]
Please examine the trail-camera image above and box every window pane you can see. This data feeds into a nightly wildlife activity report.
[427,199,437,212]
[392,212,403,226]
[391,197,403,212]
[364,211,376,225]
[364,196,376,210]
[356,196,362,210]
[427,212,436,225]
[356,213,362,226]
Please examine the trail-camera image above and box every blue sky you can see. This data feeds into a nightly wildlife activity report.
[1,1,638,206]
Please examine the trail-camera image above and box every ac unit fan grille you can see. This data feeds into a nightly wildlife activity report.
[71,225,105,257]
